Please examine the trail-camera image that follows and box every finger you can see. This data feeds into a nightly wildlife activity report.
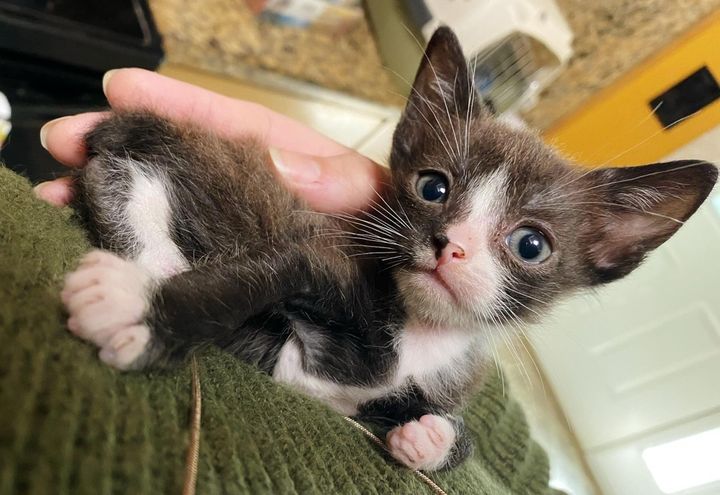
[33,176,76,206]
[104,68,351,156]
[40,112,108,167]
[269,148,389,213]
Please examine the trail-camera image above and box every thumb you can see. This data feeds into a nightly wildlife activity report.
[269,148,388,213]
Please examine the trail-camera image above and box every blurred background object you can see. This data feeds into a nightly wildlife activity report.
[0,0,164,180]
[366,0,573,114]
[246,0,364,35]
[0,90,10,146]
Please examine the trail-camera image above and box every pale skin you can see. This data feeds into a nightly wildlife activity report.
[39,68,457,471]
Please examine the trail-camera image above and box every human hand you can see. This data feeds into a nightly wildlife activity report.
[35,68,387,213]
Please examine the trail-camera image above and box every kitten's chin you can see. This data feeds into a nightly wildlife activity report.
[394,269,492,328]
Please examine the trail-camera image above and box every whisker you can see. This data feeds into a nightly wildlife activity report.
[597,109,703,168]
[496,309,546,398]
[302,210,407,241]
[556,201,683,224]
[540,160,710,204]
[541,105,698,200]
[386,68,459,162]
[504,286,551,306]
[401,24,463,160]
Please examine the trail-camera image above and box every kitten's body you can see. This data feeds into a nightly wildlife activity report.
[74,113,480,468]
[63,29,717,471]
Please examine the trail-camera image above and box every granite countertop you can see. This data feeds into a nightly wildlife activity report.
[148,0,720,130]
[523,0,720,129]
[148,0,403,106]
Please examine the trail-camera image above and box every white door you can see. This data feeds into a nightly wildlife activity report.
[531,127,720,495]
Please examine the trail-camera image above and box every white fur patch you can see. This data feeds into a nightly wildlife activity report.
[466,167,509,224]
[272,337,393,415]
[395,320,480,407]
[125,166,189,279]
[395,322,474,382]
[272,320,477,415]
[453,166,508,310]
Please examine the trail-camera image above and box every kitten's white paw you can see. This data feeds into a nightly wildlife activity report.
[62,250,152,370]
[386,414,455,471]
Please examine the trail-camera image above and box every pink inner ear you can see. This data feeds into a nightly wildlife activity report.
[590,212,678,269]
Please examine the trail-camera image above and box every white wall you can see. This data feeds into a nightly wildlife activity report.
[531,126,720,495]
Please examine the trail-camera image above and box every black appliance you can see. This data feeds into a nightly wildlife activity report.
[0,0,164,182]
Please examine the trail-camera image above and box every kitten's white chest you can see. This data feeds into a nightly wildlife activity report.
[394,322,475,383]
[272,337,392,415]
[271,321,476,415]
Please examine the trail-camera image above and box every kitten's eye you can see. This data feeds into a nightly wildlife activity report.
[416,172,449,203]
[506,227,552,264]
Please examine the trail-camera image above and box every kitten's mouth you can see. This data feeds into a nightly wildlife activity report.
[418,269,459,303]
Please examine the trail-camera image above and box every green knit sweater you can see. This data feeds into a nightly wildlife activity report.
[0,166,560,495]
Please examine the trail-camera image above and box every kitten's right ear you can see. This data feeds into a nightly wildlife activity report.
[391,27,483,161]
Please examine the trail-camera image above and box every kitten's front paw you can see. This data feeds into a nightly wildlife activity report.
[62,250,152,370]
[386,414,456,471]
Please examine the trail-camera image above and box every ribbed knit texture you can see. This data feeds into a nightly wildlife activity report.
[0,166,561,495]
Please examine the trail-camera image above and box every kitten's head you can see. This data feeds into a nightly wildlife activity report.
[382,27,717,329]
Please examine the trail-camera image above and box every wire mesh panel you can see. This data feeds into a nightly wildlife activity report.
[471,33,561,114]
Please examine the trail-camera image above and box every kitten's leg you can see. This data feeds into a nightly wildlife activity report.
[63,252,321,370]
[65,162,191,368]
[79,155,190,279]
[357,392,473,471]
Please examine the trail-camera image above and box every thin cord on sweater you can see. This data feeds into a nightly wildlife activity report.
[182,360,447,495]
[343,417,449,495]
[183,357,202,495]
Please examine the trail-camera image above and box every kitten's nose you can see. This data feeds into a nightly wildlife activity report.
[435,237,467,267]
[432,233,449,253]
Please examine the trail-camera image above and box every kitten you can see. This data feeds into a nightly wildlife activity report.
[61,28,717,471]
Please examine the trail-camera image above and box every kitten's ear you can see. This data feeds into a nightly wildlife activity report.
[583,160,717,284]
[392,27,481,159]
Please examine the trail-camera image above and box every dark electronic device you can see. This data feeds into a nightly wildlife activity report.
[0,0,164,181]
[650,66,720,129]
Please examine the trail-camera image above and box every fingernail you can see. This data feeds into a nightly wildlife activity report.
[39,123,50,150]
[269,147,321,184]
[39,116,72,150]
[102,69,118,96]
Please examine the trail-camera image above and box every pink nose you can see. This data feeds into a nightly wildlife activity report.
[436,241,467,267]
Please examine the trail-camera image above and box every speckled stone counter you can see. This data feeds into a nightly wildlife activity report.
[523,0,720,129]
[148,0,402,105]
[148,0,720,129]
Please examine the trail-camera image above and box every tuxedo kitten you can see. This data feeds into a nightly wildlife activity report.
[62,28,717,471]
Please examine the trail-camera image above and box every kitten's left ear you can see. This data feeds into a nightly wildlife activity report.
[583,160,717,284]
[392,27,481,159]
